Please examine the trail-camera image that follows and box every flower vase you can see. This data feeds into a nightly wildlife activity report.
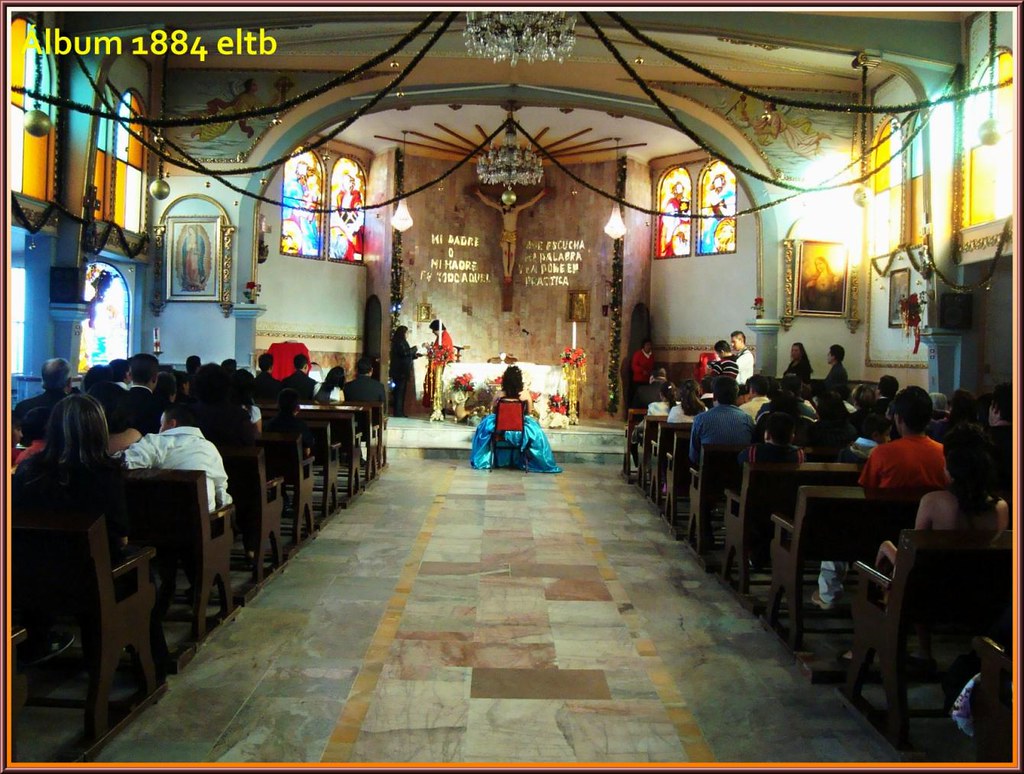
[430,365,445,421]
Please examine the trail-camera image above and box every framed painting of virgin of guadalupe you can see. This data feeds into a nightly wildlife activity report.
[166,215,222,301]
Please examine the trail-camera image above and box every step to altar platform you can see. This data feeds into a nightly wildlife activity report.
[386,416,622,465]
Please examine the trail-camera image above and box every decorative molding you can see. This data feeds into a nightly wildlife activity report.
[961,231,1007,254]
[256,326,360,341]
[781,239,795,330]
[716,37,781,51]
[150,224,166,316]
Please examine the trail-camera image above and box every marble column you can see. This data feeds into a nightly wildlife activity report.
[746,318,782,378]
[232,303,268,371]
[919,329,962,396]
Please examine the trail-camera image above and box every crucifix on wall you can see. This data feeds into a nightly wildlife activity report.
[473,186,549,311]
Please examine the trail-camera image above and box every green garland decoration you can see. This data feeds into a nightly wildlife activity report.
[11,194,149,259]
[390,147,405,334]
[606,156,626,415]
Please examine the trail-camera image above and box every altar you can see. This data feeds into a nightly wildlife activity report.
[413,359,568,419]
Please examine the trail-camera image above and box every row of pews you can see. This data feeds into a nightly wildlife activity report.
[624,410,1014,761]
[8,400,387,761]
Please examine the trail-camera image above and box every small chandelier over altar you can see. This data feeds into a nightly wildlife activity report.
[463,11,576,67]
[476,117,544,189]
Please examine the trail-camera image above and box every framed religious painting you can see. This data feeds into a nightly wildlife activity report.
[567,290,589,322]
[794,240,847,317]
[889,268,910,328]
[415,302,433,323]
[166,215,222,301]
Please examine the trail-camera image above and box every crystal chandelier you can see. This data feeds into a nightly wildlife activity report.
[464,12,576,67]
[476,119,544,189]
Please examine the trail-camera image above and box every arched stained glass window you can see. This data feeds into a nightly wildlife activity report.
[281,151,324,257]
[328,157,366,262]
[870,118,903,256]
[696,161,736,255]
[966,52,1013,225]
[78,262,130,373]
[93,89,147,234]
[10,17,55,201]
[655,167,692,258]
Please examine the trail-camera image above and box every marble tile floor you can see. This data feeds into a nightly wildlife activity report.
[18,458,975,764]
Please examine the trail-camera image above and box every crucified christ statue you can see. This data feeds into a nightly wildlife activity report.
[473,187,549,283]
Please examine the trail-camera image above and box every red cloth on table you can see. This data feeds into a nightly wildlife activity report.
[267,341,311,382]
[694,352,716,384]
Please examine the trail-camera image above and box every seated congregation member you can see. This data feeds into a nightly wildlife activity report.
[281,353,317,401]
[12,407,50,468]
[739,375,770,420]
[110,358,132,390]
[253,353,283,401]
[753,390,813,447]
[231,369,262,435]
[469,365,562,473]
[88,380,143,454]
[821,344,848,394]
[837,412,891,464]
[154,370,177,410]
[191,363,256,447]
[647,380,677,417]
[688,376,755,466]
[813,385,946,610]
[184,354,202,395]
[667,379,707,424]
[927,388,975,443]
[848,383,878,437]
[807,390,857,448]
[122,353,164,436]
[737,411,805,465]
[987,382,1012,493]
[264,388,315,458]
[698,374,716,409]
[873,423,1009,665]
[81,364,113,393]
[173,370,196,405]
[314,366,346,404]
[631,367,669,410]
[782,342,813,386]
[345,357,388,460]
[13,357,72,422]
[123,405,232,512]
[874,374,899,419]
[10,414,22,465]
[707,340,739,381]
[757,374,817,421]
[929,392,949,420]
[220,358,237,373]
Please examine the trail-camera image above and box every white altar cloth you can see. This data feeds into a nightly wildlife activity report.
[413,360,564,403]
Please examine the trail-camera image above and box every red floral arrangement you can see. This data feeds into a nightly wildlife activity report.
[243,281,261,302]
[548,394,568,415]
[899,292,926,353]
[451,373,474,394]
[561,347,586,367]
[530,391,541,403]
[426,342,455,365]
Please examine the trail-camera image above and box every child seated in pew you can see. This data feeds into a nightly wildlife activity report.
[837,411,891,465]
[264,388,315,458]
[737,412,805,465]
[12,407,50,469]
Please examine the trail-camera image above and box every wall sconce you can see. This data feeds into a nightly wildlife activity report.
[257,213,271,263]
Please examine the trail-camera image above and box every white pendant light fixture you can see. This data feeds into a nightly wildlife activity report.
[393,131,414,232]
[979,12,1002,146]
[604,139,627,240]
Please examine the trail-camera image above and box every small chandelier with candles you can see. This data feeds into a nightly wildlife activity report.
[464,11,576,67]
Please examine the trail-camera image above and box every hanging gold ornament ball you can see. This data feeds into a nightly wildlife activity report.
[24,109,52,137]
[979,117,1002,146]
[500,189,517,206]
[148,177,171,200]
[852,185,870,208]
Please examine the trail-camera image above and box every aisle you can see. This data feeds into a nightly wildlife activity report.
[96,459,894,764]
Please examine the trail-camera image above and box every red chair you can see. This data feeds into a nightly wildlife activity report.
[490,398,529,472]
[694,352,716,384]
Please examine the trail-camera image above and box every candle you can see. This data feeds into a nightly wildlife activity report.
[572,321,577,350]
[153,327,160,342]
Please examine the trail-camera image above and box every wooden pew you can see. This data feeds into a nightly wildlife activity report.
[972,635,1013,762]
[256,432,316,555]
[686,443,748,566]
[765,485,930,651]
[650,422,691,514]
[219,447,284,598]
[343,399,387,475]
[722,462,862,596]
[10,626,28,761]
[623,408,647,483]
[123,469,235,643]
[637,415,666,496]
[305,419,342,524]
[12,510,164,742]
[663,428,693,535]
[844,530,1012,749]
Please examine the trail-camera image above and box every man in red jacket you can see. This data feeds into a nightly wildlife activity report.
[629,339,654,409]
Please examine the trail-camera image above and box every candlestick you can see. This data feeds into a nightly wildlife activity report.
[572,321,577,350]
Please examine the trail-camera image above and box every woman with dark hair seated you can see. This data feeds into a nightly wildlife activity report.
[469,365,562,473]
[313,366,346,404]
[807,390,857,448]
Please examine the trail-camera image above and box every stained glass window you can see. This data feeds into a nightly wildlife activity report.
[328,157,366,262]
[655,167,692,258]
[281,151,324,257]
[696,161,737,255]
[967,52,1013,225]
[10,17,55,201]
[871,118,903,256]
[112,92,146,233]
[78,262,130,373]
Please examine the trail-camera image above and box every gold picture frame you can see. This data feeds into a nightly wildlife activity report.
[165,215,223,301]
[794,240,848,317]
[567,290,589,322]
[415,302,433,323]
